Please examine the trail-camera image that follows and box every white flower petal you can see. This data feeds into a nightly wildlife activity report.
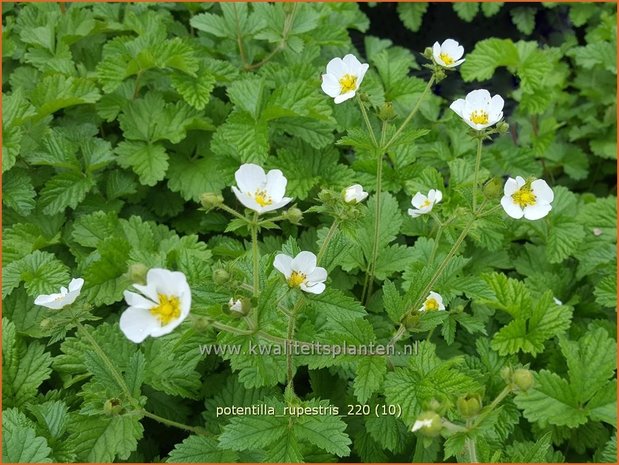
[467,89,491,107]
[147,268,189,297]
[235,163,266,194]
[489,95,505,117]
[356,63,370,84]
[232,185,263,213]
[265,169,287,202]
[321,77,341,98]
[326,57,346,78]
[531,179,554,203]
[292,251,317,275]
[503,178,519,196]
[260,197,293,213]
[274,254,293,278]
[307,266,328,284]
[449,99,465,118]
[68,278,84,292]
[34,294,66,309]
[411,192,427,209]
[501,196,524,219]
[150,311,189,338]
[342,54,362,72]
[334,91,355,104]
[523,203,552,220]
[408,208,422,218]
[119,306,160,343]
[132,282,159,302]
[300,281,326,294]
[124,290,157,309]
[515,176,526,188]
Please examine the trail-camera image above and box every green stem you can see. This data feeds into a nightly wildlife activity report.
[356,95,378,147]
[76,322,204,434]
[316,220,339,265]
[384,75,435,151]
[465,437,478,463]
[251,212,260,297]
[218,203,247,221]
[472,137,483,212]
[390,219,476,345]
[362,150,383,304]
[211,320,255,336]
[472,386,512,429]
[429,213,443,265]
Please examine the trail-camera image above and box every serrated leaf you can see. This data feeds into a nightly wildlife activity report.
[2,408,53,463]
[167,435,238,462]
[115,141,168,186]
[39,171,95,215]
[396,3,428,32]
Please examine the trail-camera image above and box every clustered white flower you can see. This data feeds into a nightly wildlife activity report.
[231,163,293,214]
[408,189,443,218]
[274,251,328,295]
[34,278,84,309]
[321,54,369,104]
[120,268,192,343]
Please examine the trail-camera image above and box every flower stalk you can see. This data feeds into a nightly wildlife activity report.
[251,212,260,296]
[472,136,483,212]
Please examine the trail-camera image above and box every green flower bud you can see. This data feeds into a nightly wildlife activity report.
[403,313,420,331]
[128,263,148,284]
[456,395,482,418]
[412,411,442,437]
[483,177,503,199]
[513,368,534,392]
[103,399,123,416]
[284,207,303,225]
[500,366,513,384]
[193,316,210,332]
[212,268,231,285]
[200,192,224,209]
[423,47,433,59]
[496,121,510,134]
[378,102,396,121]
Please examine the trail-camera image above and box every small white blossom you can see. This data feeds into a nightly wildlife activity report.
[34,278,84,309]
[500,176,554,220]
[344,184,368,203]
[321,54,370,104]
[412,418,434,432]
[273,251,327,295]
[432,39,465,68]
[450,89,504,130]
[419,291,445,313]
[120,268,191,343]
[408,189,442,218]
[231,163,293,214]
[229,298,244,313]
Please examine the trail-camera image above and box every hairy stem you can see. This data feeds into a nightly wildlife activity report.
[316,220,339,266]
[384,75,435,151]
[141,410,207,436]
[473,137,483,212]
[218,203,247,221]
[362,151,383,305]
[465,437,479,463]
[286,297,305,390]
[251,212,260,296]
[357,95,378,147]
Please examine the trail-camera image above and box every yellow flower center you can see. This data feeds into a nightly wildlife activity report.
[512,186,537,208]
[288,271,307,288]
[422,199,432,208]
[254,189,272,207]
[425,298,440,312]
[150,293,181,325]
[469,110,489,125]
[339,74,358,94]
[439,52,454,65]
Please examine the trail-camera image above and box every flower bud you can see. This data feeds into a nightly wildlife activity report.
[193,316,210,332]
[496,121,509,134]
[228,297,251,316]
[483,177,503,199]
[512,368,534,392]
[500,366,513,384]
[200,192,224,209]
[103,398,123,416]
[378,102,396,121]
[403,313,420,331]
[411,411,442,437]
[456,395,482,418]
[212,268,231,285]
[284,207,303,225]
[423,47,433,59]
[128,263,148,284]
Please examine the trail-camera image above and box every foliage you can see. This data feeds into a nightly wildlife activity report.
[2,2,616,463]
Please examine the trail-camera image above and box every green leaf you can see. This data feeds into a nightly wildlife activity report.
[460,38,519,82]
[595,273,617,308]
[2,168,36,215]
[115,141,168,186]
[3,250,70,299]
[396,3,428,32]
[218,415,288,451]
[480,2,503,17]
[2,408,53,463]
[453,2,479,22]
[511,7,536,35]
[39,171,95,215]
[354,356,387,403]
[295,407,351,457]
[171,68,216,110]
[30,75,100,119]
[166,153,226,202]
[66,414,144,462]
[167,436,238,462]
[568,41,617,74]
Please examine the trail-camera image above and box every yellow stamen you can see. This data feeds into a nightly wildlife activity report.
[439,52,454,65]
[254,189,272,207]
[512,186,537,208]
[339,74,358,94]
[422,199,432,208]
[425,298,440,312]
[288,271,306,288]
[469,110,489,125]
[150,294,181,325]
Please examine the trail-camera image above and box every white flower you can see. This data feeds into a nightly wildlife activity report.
[450,89,504,130]
[412,418,434,432]
[120,268,191,343]
[500,176,554,220]
[273,251,327,295]
[432,39,465,68]
[321,54,370,104]
[231,163,293,214]
[344,184,368,203]
[229,298,244,313]
[408,189,442,218]
[34,278,84,309]
[419,291,445,312]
